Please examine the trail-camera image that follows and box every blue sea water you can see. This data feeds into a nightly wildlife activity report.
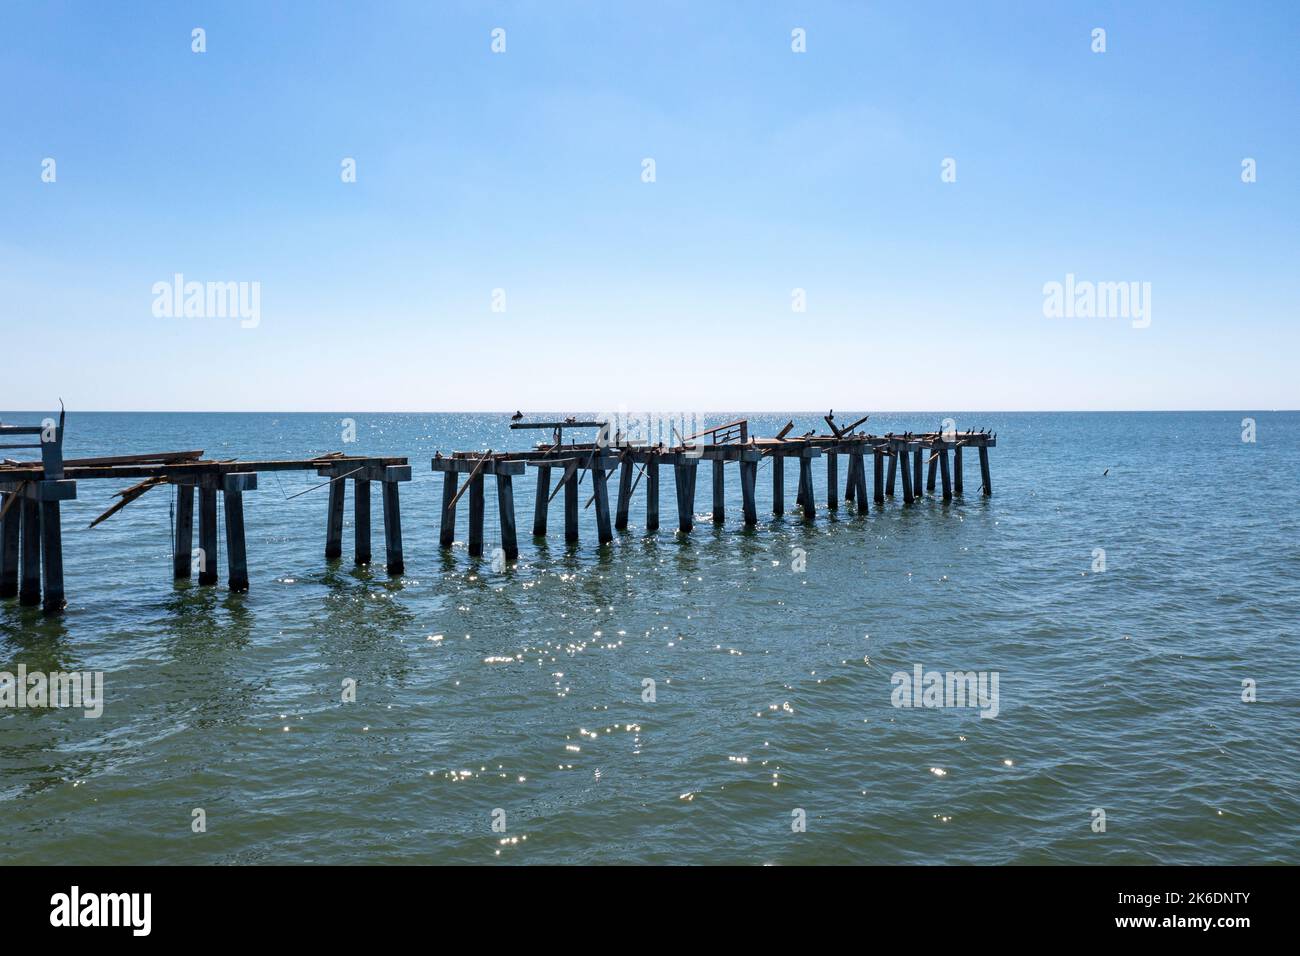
[1,410,1297,864]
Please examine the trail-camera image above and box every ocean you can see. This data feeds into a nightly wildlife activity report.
[1,410,1297,864]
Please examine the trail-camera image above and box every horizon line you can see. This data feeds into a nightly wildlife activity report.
[2,408,1295,416]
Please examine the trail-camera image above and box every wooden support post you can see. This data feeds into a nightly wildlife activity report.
[645,458,660,531]
[382,480,404,573]
[798,456,815,519]
[926,448,937,493]
[40,500,64,613]
[497,474,518,560]
[440,472,459,548]
[885,450,897,496]
[853,453,869,513]
[913,448,923,496]
[199,487,219,585]
[847,455,868,515]
[532,466,550,536]
[592,463,613,544]
[0,493,19,599]
[468,471,485,558]
[979,445,993,496]
[223,489,249,592]
[676,461,696,532]
[325,479,344,559]
[564,469,579,543]
[772,456,785,516]
[354,478,372,565]
[712,459,725,524]
[173,484,194,579]
[900,448,915,505]
[938,443,952,501]
[954,446,964,495]
[740,459,758,525]
[19,499,40,606]
[873,449,885,504]
[827,453,838,510]
[845,453,856,503]
[615,459,632,531]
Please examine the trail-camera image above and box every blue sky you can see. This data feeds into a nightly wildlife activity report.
[2,1,1297,411]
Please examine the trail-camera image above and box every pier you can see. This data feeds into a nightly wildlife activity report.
[434,415,996,556]
[3,410,995,613]
[1,410,410,613]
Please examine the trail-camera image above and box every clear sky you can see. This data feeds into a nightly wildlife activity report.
[2,1,1297,412]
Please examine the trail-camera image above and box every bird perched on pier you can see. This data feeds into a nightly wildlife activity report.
[511,411,523,421]
[802,430,815,438]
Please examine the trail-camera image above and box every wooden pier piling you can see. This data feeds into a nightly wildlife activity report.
[979,445,993,496]
[676,460,697,532]
[173,484,194,579]
[222,475,255,593]
[0,493,18,599]
[615,458,632,531]
[468,471,485,558]
[592,461,614,544]
[532,465,550,536]
[710,459,725,524]
[324,479,345,560]
[354,478,372,565]
[900,447,915,505]
[646,457,660,531]
[198,486,219,585]
[772,457,785,516]
[938,443,952,501]
[873,450,885,504]
[739,458,758,525]
[954,445,964,495]
[497,473,518,560]
[19,498,41,606]
[382,477,404,573]
[885,449,897,497]
[852,452,869,513]
[915,448,926,497]
[564,468,579,543]
[826,453,838,510]
[798,455,815,519]
[440,473,459,548]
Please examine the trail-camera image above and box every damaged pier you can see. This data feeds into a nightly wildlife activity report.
[434,415,996,558]
[1,410,410,614]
